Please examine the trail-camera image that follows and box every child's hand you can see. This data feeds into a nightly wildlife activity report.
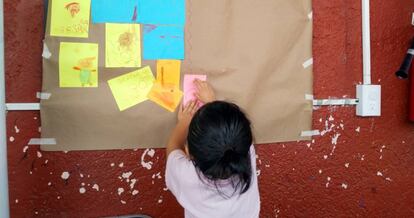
[194,79,216,103]
[178,101,198,123]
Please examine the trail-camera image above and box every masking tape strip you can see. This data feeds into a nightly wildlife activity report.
[6,103,40,111]
[36,92,51,100]
[28,138,57,145]
[305,94,314,100]
[303,58,313,69]
[408,49,414,55]
[308,11,313,20]
[42,42,52,59]
[301,130,320,137]
[312,99,358,106]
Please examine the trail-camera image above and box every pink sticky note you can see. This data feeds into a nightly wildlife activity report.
[183,74,207,107]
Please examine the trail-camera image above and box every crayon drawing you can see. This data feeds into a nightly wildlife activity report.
[59,42,99,88]
[106,24,141,68]
[50,0,90,38]
[108,66,155,111]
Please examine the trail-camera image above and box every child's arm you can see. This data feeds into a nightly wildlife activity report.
[166,101,197,156]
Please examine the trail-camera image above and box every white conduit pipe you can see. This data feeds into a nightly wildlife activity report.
[362,0,372,85]
[0,0,9,216]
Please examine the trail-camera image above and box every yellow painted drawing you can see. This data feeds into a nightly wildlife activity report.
[50,0,90,37]
[106,23,141,68]
[108,66,155,111]
[59,42,98,87]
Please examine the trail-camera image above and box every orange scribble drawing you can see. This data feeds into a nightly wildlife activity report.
[118,32,135,49]
[65,2,80,17]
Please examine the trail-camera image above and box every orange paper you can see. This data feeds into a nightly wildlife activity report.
[148,82,183,112]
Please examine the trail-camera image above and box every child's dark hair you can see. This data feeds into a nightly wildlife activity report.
[187,101,253,196]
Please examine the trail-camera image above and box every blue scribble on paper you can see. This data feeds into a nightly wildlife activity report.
[91,0,138,23]
[143,25,184,60]
[137,0,185,25]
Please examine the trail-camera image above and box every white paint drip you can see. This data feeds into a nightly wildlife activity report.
[81,183,85,186]
[119,162,124,168]
[110,163,115,167]
[15,199,18,203]
[328,115,334,121]
[321,120,335,136]
[57,196,61,200]
[61,172,70,180]
[14,125,20,133]
[380,145,386,153]
[130,179,137,189]
[9,136,14,142]
[385,177,392,182]
[121,200,126,204]
[147,149,155,157]
[257,169,261,176]
[158,199,163,204]
[36,151,42,158]
[339,123,344,130]
[23,146,29,153]
[325,177,331,188]
[132,190,139,195]
[44,159,49,164]
[92,184,99,191]
[329,133,341,155]
[122,172,132,180]
[341,183,348,189]
[80,173,84,178]
[152,172,162,179]
[323,155,328,160]
[141,149,154,170]
[376,171,383,177]
[345,163,350,168]
[79,187,86,194]
[118,187,124,195]
[48,182,52,186]
[355,127,360,132]
[318,169,322,174]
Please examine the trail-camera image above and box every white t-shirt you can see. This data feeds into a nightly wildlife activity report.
[165,145,260,218]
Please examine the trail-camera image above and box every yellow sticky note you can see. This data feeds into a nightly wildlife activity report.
[108,66,155,111]
[148,82,183,112]
[59,42,98,87]
[156,60,181,87]
[50,0,90,38]
[106,23,141,68]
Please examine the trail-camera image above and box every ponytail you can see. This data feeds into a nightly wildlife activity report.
[188,101,253,197]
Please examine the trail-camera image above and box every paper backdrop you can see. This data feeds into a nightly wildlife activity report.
[41,0,313,151]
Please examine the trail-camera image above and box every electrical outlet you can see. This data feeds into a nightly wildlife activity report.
[356,84,381,116]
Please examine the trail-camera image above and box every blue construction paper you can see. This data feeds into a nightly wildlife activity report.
[143,25,184,60]
[137,0,185,25]
[91,0,139,23]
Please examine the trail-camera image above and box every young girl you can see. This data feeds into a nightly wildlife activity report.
[165,80,260,218]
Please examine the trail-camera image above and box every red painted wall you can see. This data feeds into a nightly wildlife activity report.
[5,0,414,217]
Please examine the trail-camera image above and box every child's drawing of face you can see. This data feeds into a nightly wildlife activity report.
[77,57,95,69]
[118,32,134,48]
[65,2,80,18]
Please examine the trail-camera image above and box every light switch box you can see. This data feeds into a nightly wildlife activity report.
[356,84,381,116]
